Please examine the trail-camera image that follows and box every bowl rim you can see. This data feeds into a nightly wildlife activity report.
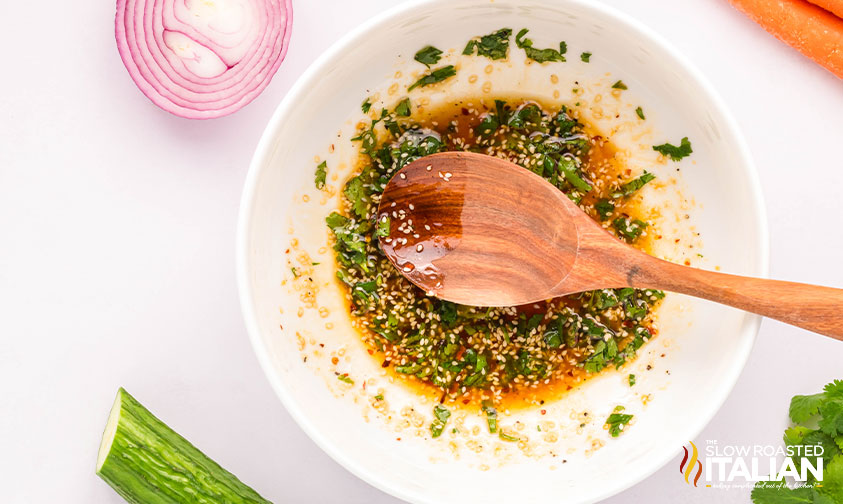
[236,0,770,501]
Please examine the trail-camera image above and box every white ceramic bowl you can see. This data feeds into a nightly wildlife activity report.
[237,0,768,502]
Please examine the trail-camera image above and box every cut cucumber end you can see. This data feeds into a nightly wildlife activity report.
[96,388,124,472]
[95,388,272,503]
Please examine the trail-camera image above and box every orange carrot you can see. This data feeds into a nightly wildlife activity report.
[806,0,843,19]
[728,0,843,79]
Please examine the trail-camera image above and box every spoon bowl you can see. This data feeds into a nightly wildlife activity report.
[379,151,843,340]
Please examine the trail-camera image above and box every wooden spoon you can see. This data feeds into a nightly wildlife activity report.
[377,151,843,340]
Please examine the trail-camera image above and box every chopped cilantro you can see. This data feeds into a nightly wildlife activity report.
[595,199,614,220]
[337,374,354,384]
[361,99,371,114]
[291,267,299,278]
[543,319,564,348]
[558,157,592,193]
[628,374,636,386]
[408,65,457,91]
[613,217,648,242]
[515,28,566,63]
[612,80,627,90]
[343,176,369,218]
[314,160,327,190]
[414,45,442,67]
[376,216,390,237]
[482,401,498,433]
[394,98,411,117]
[580,52,591,62]
[499,431,520,442]
[374,394,384,401]
[635,106,645,120]
[605,406,633,437]
[430,405,451,438]
[463,28,512,60]
[612,171,655,198]
[653,137,693,161]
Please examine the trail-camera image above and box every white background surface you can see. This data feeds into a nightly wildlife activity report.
[2,0,842,502]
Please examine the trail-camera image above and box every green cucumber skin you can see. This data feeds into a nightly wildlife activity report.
[97,388,271,504]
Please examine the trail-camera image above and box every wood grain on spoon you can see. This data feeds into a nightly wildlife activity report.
[378,151,843,340]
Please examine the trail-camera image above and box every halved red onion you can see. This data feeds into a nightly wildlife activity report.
[115,0,293,119]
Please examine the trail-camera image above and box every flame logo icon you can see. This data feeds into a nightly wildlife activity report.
[679,441,703,487]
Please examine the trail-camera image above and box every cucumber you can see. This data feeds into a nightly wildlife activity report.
[96,388,271,504]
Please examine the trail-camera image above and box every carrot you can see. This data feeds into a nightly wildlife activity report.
[806,0,843,19]
[728,0,843,79]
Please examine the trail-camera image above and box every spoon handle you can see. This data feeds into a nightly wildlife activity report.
[632,257,843,340]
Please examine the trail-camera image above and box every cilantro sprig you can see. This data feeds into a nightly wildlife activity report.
[751,380,843,503]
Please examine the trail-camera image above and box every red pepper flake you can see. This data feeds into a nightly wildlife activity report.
[331,357,339,365]
[367,349,374,355]
[396,437,401,441]
[455,346,466,361]
[540,409,547,415]
[684,259,691,266]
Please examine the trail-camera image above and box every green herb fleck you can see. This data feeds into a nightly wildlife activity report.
[314,160,327,190]
[628,374,636,386]
[431,405,451,438]
[291,267,299,278]
[558,157,592,193]
[635,107,645,120]
[374,394,384,401]
[361,99,371,114]
[605,406,633,437]
[408,65,457,91]
[337,374,354,385]
[414,45,443,67]
[515,28,566,63]
[376,216,390,237]
[653,137,693,161]
[463,28,512,60]
[595,199,614,221]
[612,80,627,90]
[612,171,655,199]
[580,52,591,62]
[482,401,498,433]
[499,431,520,442]
[613,217,648,242]
[394,98,411,117]
[343,176,369,218]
